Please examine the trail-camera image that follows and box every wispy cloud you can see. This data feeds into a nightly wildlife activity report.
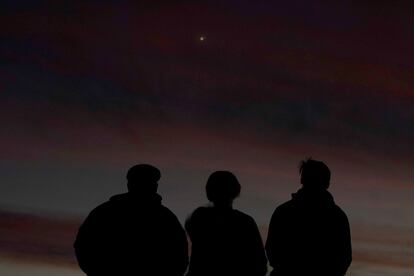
[1,209,413,275]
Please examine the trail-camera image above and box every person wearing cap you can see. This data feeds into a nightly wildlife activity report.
[265,159,352,276]
[185,171,267,276]
[74,164,188,276]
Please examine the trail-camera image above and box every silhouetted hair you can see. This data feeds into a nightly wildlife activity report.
[206,171,241,204]
[127,164,161,194]
[299,158,331,190]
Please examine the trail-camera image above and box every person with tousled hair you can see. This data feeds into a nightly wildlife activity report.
[266,159,352,276]
[74,164,188,276]
[185,171,267,276]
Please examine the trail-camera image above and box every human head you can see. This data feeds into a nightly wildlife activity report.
[206,171,241,206]
[127,164,161,194]
[299,158,331,190]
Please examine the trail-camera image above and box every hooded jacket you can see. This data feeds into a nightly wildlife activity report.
[266,188,352,276]
[74,192,188,276]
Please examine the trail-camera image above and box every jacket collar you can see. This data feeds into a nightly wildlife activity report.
[110,192,162,205]
[291,187,334,205]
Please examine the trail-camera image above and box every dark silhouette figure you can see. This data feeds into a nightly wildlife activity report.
[185,171,267,276]
[74,164,188,276]
[266,159,352,276]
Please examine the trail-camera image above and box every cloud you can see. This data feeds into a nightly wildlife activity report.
[0,209,79,267]
[1,208,413,276]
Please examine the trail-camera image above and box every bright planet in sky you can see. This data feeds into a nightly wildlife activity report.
[199,36,206,41]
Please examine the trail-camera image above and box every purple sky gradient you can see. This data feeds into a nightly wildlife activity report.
[1,1,414,275]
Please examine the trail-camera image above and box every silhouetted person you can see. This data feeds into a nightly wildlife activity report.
[74,164,188,276]
[185,171,267,276]
[266,159,352,276]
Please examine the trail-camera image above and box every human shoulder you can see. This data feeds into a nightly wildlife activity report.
[233,209,256,223]
[77,200,114,235]
[274,198,296,213]
[185,206,210,233]
[84,193,135,221]
[268,199,297,225]
[188,206,211,220]
[86,200,113,218]
[331,203,350,221]
[158,204,179,219]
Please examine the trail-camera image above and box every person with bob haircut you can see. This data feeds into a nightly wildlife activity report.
[185,171,267,276]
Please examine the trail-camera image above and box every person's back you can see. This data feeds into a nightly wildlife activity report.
[266,159,352,276]
[186,171,267,276]
[74,164,188,276]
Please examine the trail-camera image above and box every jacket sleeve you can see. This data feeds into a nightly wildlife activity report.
[265,206,290,272]
[246,218,268,276]
[336,212,352,275]
[163,210,189,276]
[265,208,278,269]
[74,209,105,275]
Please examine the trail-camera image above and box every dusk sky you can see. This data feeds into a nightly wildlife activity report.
[1,1,414,275]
